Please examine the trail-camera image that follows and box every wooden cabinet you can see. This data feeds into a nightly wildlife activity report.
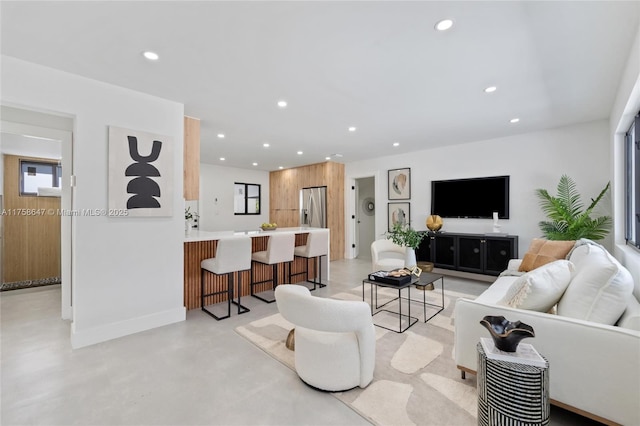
[183,116,200,200]
[417,232,518,276]
[269,161,344,260]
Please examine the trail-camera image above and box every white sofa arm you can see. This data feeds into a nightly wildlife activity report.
[454,298,640,425]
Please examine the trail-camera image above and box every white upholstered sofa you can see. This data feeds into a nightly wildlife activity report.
[454,239,640,425]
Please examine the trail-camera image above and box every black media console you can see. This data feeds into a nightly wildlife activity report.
[416,232,518,276]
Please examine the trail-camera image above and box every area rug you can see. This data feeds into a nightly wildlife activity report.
[235,285,479,426]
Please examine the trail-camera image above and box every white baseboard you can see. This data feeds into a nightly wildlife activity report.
[70,306,186,349]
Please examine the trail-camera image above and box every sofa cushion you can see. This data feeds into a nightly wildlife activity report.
[518,239,575,272]
[617,297,640,331]
[558,244,634,325]
[499,260,574,312]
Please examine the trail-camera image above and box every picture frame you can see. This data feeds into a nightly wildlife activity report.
[388,202,410,232]
[108,126,174,217]
[388,167,411,200]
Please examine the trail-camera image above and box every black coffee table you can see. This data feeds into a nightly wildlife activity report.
[362,272,445,333]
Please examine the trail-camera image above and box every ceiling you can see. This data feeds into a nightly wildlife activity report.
[1,1,638,171]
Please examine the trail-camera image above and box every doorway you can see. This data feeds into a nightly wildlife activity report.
[354,176,375,260]
[1,106,74,320]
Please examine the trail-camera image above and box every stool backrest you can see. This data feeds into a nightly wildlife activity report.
[215,236,252,274]
[266,233,295,264]
[301,229,329,258]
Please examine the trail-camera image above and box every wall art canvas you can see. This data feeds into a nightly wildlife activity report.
[388,168,411,200]
[388,202,410,232]
[108,126,173,217]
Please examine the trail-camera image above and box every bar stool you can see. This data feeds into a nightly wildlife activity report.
[201,236,251,320]
[289,229,329,291]
[251,232,295,303]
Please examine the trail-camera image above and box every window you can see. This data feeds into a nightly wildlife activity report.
[234,182,261,215]
[20,160,61,196]
[625,113,639,249]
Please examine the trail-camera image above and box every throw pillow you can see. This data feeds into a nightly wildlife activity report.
[499,259,574,312]
[557,244,634,325]
[518,239,575,272]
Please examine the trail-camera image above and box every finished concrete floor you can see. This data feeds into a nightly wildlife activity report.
[1,258,601,425]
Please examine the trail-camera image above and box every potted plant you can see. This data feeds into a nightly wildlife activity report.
[386,222,426,267]
[185,207,195,234]
[535,175,611,240]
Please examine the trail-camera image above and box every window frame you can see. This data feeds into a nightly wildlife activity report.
[625,113,640,250]
[19,159,61,196]
[234,182,261,215]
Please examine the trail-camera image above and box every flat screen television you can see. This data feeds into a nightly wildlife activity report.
[431,175,510,219]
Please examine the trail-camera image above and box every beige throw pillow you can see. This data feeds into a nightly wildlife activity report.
[499,260,574,312]
[518,239,575,272]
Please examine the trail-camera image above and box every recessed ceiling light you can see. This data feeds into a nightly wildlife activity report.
[277,100,287,108]
[393,142,400,147]
[484,86,497,93]
[297,151,303,155]
[217,133,225,139]
[279,166,284,169]
[263,143,270,148]
[510,118,520,123]
[219,157,225,161]
[252,162,258,166]
[325,156,331,160]
[435,19,454,31]
[142,51,159,61]
[348,126,357,132]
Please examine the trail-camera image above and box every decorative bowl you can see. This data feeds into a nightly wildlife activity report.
[479,315,535,352]
[260,226,277,231]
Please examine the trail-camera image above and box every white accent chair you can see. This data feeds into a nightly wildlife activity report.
[201,236,252,320]
[251,232,295,303]
[371,239,405,271]
[275,285,375,391]
[289,229,329,290]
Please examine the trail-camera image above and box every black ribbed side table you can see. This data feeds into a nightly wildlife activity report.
[477,342,550,426]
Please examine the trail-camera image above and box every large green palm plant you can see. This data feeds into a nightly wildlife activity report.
[536,175,611,240]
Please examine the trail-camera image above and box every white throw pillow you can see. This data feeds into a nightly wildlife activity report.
[498,260,574,312]
[558,244,634,325]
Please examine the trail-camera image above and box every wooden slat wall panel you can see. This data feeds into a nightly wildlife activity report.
[2,155,61,283]
[183,234,314,310]
[326,162,345,260]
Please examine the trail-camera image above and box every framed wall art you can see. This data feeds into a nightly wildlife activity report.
[108,126,173,217]
[388,167,411,200]
[388,202,410,232]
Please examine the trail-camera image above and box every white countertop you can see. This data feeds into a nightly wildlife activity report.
[184,227,326,243]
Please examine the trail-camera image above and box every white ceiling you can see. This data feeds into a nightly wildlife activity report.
[1,1,638,171]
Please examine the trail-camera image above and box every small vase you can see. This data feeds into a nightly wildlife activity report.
[185,220,192,235]
[479,315,535,352]
[405,248,417,268]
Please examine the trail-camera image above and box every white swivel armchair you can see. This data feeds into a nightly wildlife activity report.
[371,239,406,271]
[275,285,375,391]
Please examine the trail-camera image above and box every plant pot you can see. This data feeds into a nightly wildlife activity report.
[405,248,417,268]
[185,220,192,235]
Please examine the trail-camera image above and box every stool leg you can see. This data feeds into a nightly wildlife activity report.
[232,270,250,314]
[317,255,326,288]
[201,269,231,321]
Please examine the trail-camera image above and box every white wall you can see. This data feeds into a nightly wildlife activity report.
[610,26,640,285]
[199,163,269,232]
[1,56,186,348]
[345,120,611,258]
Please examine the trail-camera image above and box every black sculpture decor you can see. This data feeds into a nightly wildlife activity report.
[480,315,535,352]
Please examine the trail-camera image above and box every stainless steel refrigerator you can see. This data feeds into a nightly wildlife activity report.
[300,186,327,228]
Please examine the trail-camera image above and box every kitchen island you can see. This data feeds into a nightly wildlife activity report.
[184,227,329,310]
